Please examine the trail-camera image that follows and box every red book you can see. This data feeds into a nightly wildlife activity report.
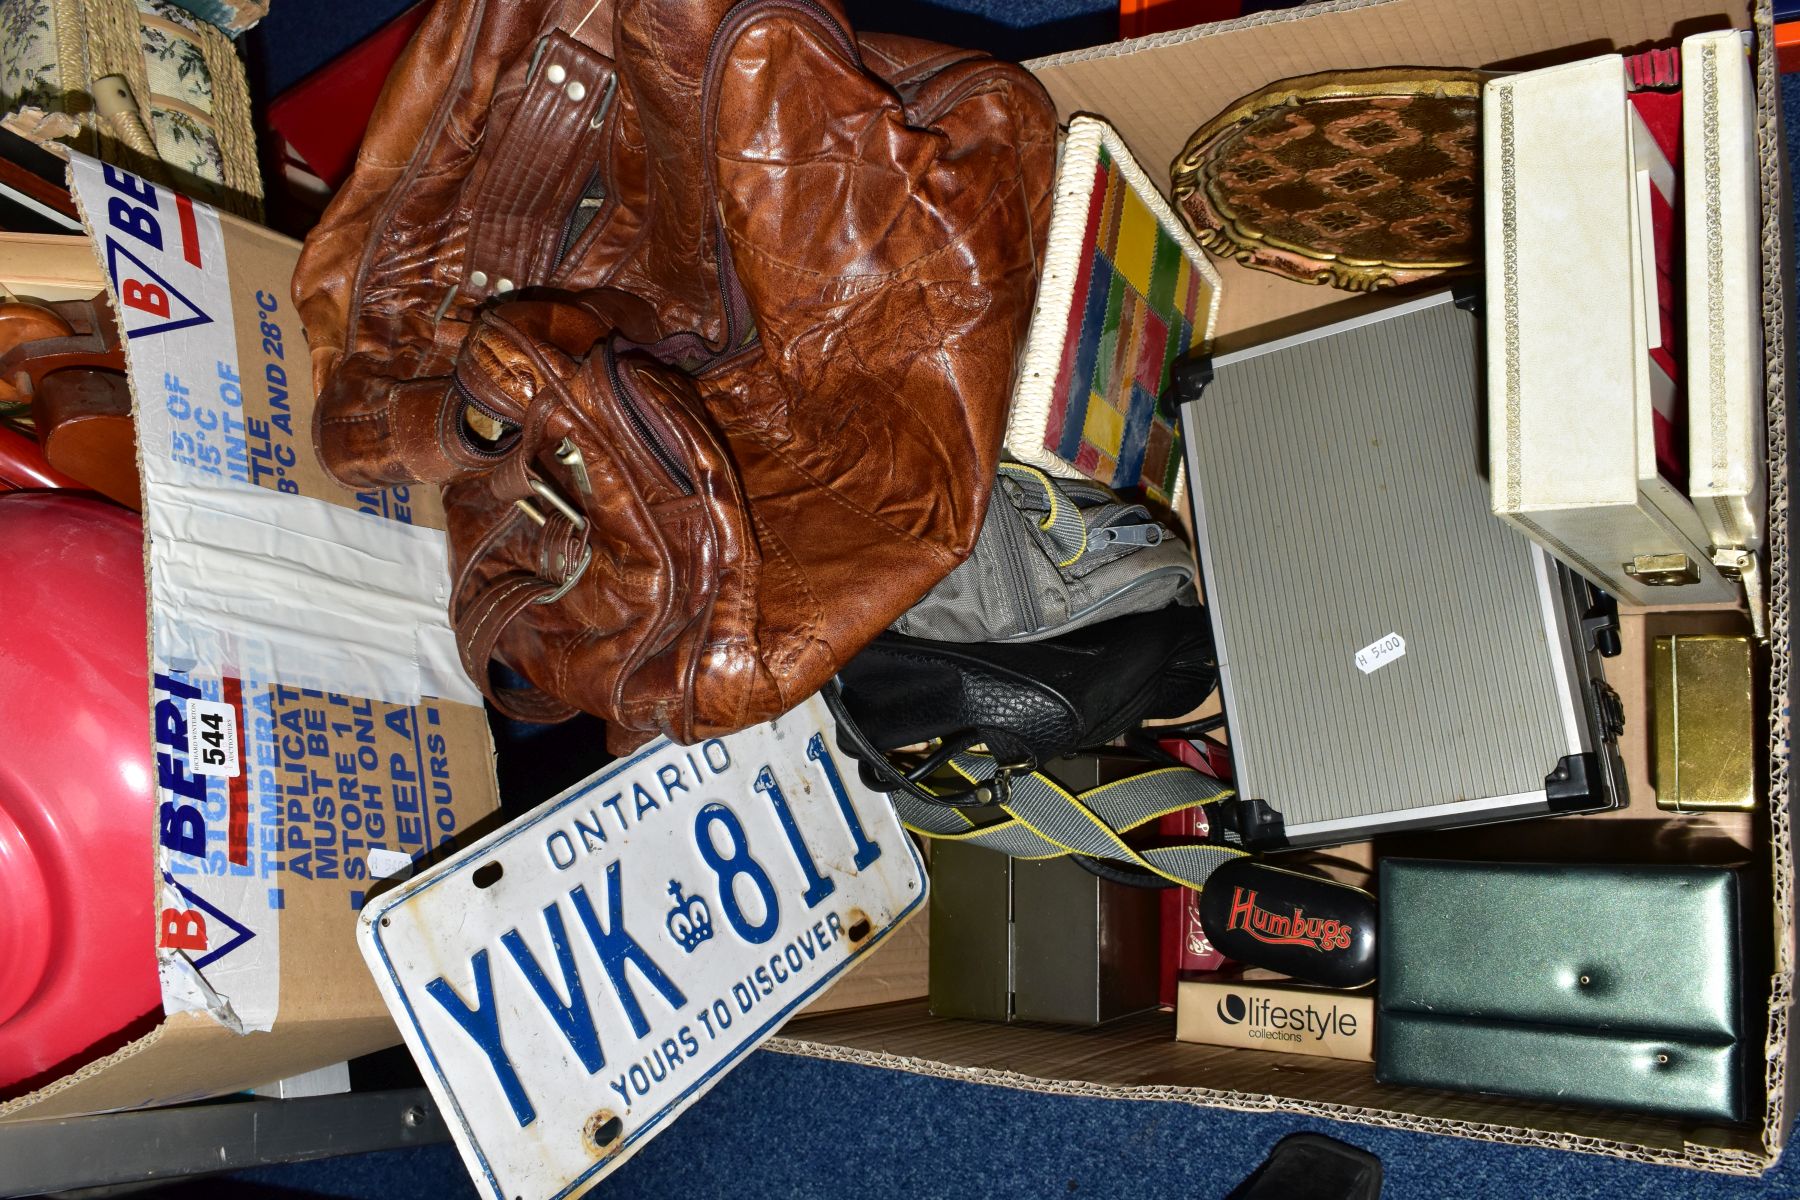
[1157,739,1233,1007]
[1159,864,1182,1009]
[266,2,431,192]
[1626,51,1687,492]
[1119,0,1243,39]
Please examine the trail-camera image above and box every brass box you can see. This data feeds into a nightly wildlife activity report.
[1652,634,1755,812]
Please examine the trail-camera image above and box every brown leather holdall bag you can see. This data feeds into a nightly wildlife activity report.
[292,0,1057,750]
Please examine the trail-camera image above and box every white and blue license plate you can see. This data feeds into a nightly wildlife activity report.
[358,696,925,1200]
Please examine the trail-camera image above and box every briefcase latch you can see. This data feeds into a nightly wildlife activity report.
[1622,552,1700,587]
[1710,546,1768,643]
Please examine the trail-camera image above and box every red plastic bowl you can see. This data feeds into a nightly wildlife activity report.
[0,491,161,1094]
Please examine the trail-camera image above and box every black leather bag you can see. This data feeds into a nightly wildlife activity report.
[826,603,1247,889]
[829,604,1216,805]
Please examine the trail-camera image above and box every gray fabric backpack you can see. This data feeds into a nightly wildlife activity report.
[892,462,1196,642]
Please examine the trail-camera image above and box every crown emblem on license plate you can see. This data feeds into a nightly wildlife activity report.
[665,879,714,953]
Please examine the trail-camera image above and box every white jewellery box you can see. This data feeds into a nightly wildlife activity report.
[1485,54,1736,608]
[1684,29,1769,632]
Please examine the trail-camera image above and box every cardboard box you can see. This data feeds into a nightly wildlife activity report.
[0,155,500,1122]
[798,903,928,1016]
[1177,976,1374,1062]
[772,0,1796,1174]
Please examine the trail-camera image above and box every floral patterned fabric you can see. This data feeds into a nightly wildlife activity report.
[141,0,225,186]
[0,0,62,117]
[141,0,212,113]
[0,0,245,200]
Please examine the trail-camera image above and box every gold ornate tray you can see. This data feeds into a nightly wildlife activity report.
[1171,69,1487,292]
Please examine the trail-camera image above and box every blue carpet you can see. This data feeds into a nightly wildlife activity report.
[203,11,1800,1200]
[220,1049,1800,1198]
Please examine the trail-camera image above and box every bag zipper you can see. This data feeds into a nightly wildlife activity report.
[454,352,694,498]
[698,0,858,362]
[552,71,621,273]
[452,376,519,459]
[703,1,858,109]
[555,167,608,270]
[1091,523,1164,549]
[998,495,1042,633]
[1088,504,1164,553]
[605,345,695,496]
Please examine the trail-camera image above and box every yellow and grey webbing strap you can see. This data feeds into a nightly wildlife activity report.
[888,752,1249,890]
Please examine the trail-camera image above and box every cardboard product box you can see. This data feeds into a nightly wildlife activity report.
[1177,975,1374,1063]
[0,155,500,1122]
[769,0,1796,1174]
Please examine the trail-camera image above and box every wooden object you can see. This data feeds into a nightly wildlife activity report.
[0,299,123,399]
[32,369,139,509]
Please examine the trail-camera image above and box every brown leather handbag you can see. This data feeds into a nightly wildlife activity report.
[292,0,1057,750]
